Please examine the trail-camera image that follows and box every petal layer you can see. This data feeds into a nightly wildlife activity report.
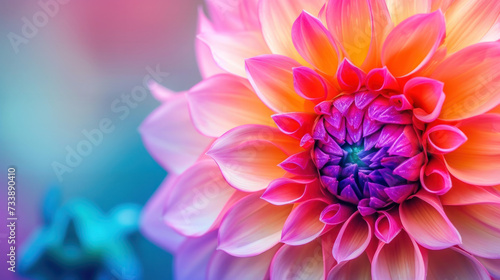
[270,240,324,280]
[246,55,306,113]
[207,125,301,192]
[427,247,490,280]
[445,203,500,258]
[218,193,293,257]
[400,192,461,249]
[432,42,500,120]
[382,11,445,77]
[445,0,500,53]
[199,30,271,77]
[444,114,500,186]
[140,93,213,174]
[372,231,425,280]
[207,244,279,280]
[163,160,240,236]
[259,0,325,65]
[187,74,275,137]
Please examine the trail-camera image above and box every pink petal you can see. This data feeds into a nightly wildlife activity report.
[270,240,324,280]
[293,66,335,104]
[365,67,400,92]
[425,124,467,154]
[371,231,426,280]
[400,191,462,250]
[444,0,500,53]
[245,55,306,113]
[320,203,355,225]
[187,74,275,137]
[198,30,271,77]
[326,0,392,70]
[175,231,217,280]
[259,0,325,65]
[337,59,366,93]
[385,0,431,25]
[139,93,213,174]
[281,199,330,245]
[148,80,176,102]
[205,0,260,31]
[195,8,226,78]
[382,11,445,77]
[207,244,280,280]
[441,177,500,205]
[140,175,186,252]
[476,256,500,279]
[403,77,445,123]
[444,114,500,186]
[292,11,341,76]
[261,177,322,206]
[279,151,317,177]
[445,203,500,258]
[427,247,490,280]
[163,160,241,236]
[374,209,402,243]
[322,229,340,276]
[432,42,500,120]
[333,212,373,262]
[207,125,301,192]
[327,253,372,280]
[272,112,317,139]
[481,16,500,42]
[420,155,452,195]
[218,193,293,257]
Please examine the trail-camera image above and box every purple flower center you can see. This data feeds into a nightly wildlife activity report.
[312,91,423,215]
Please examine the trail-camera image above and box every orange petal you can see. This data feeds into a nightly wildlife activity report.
[444,0,500,53]
[326,0,392,70]
[441,177,500,206]
[207,125,301,192]
[444,114,500,186]
[187,74,275,137]
[292,11,341,76]
[445,203,500,258]
[432,42,500,120]
[386,0,431,25]
[382,11,445,77]
[246,55,307,113]
[259,0,325,66]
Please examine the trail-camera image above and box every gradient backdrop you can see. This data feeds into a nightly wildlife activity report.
[0,1,205,279]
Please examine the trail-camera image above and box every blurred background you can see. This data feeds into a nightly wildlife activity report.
[0,0,205,279]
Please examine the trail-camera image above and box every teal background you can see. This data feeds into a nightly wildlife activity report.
[0,1,205,279]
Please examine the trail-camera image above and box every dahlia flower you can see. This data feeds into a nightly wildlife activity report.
[140,0,500,279]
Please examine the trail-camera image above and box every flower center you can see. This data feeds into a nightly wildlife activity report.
[312,91,423,215]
